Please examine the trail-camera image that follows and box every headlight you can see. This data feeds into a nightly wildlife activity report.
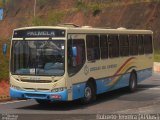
[11,85,21,90]
[51,87,66,92]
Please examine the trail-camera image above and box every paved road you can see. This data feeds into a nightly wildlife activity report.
[0,72,160,120]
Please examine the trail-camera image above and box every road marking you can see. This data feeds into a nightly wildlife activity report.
[148,88,160,90]
[0,100,27,105]
[153,79,160,81]
[138,87,160,90]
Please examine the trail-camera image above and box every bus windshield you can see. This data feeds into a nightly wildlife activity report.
[11,40,65,76]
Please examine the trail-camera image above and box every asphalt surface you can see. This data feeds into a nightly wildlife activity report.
[0,72,160,120]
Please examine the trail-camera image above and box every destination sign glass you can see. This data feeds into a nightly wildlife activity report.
[13,29,65,38]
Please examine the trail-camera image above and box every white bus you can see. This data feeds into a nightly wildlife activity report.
[10,24,153,104]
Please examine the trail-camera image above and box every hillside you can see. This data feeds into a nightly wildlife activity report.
[0,0,160,80]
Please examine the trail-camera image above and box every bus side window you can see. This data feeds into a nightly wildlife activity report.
[108,34,119,58]
[119,35,129,57]
[129,35,138,56]
[144,35,153,54]
[67,39,86,76]
[86,35,100,61]
[138,35,144,55]
[100,35,108,59]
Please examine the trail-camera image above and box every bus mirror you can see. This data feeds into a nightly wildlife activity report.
[2,43,7,56]
[72,46,77,57]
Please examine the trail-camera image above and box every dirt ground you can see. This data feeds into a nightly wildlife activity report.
[0,80,10,101]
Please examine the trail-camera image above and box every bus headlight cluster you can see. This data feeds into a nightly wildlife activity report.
[11,85,21,90]
[51,87,66,92]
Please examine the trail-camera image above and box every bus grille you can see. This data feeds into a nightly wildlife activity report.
[21,80,52,83]
[23,88,50,92]
[25,93,47,99]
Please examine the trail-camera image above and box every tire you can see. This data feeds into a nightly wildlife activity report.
[128,72,137,92]
[81,82,96,104]
[36,99,51,105]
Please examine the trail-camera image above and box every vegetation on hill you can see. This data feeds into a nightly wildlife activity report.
[0,0,160,80]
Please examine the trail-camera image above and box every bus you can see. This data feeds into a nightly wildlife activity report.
[10,24,153,104]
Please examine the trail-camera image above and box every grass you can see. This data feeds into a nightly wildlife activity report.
[32,17,46,26]
[0,40,10,81]
[37,0,48,7]
[32,10,65,26]
[154,50,160,62]
[0,0,11,8]
[0,57,9,80]
[47,11,65,25]
[75,1,103,16]
[154,54,160,62]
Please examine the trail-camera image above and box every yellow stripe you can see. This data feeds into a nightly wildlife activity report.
[119,61,135,74]
[108,61,136,86]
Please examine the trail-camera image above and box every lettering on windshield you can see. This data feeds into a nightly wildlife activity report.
[13,29,65,38]
[27,31,55,37]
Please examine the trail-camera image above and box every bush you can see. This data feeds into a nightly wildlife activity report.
[154,49,160,62]
[0,41,10,80]
[32,17,45,26]
[47,11,65,25]
[0,0,10,8]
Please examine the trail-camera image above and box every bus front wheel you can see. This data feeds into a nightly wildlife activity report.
[128,72,137,92]
[81,82,96,104]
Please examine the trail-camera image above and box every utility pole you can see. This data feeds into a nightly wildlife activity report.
[34,0,37,17]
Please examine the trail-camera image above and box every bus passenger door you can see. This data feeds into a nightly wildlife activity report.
[67,34,86,100]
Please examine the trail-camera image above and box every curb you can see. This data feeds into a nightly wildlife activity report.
[154,62,160,72]
[0,95,10,102]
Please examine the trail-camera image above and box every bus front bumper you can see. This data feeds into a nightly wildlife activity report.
[10,87,68,101]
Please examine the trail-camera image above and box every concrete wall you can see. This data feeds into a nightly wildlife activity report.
[154,62,160,72]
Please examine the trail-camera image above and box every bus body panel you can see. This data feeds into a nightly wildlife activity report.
[10,26,153,101]
[10,87,68,101]
[70,55,153,99]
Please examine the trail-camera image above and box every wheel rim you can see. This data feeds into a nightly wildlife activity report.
[84,86,92,101]
[131,75,136,89]
[131,79,135,88]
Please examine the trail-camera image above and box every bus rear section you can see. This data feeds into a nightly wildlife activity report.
[66,30,153,103]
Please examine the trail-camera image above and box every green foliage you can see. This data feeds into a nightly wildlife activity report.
[0,57,9,80]
[37,0,48,7]
[75,1,103,16]
[154,49,160,62]
[0,41,10,80]
[0,2,2,7]
[32,17,46,26]
[0,0,10,8]
[88,3,102,16]
[48,11,65,25]
[32,11,65,26]
[76,0,89,15]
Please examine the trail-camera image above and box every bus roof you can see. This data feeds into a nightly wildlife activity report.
[14,26,153,35]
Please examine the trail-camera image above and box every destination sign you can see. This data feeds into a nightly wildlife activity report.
[13,29,65,38]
